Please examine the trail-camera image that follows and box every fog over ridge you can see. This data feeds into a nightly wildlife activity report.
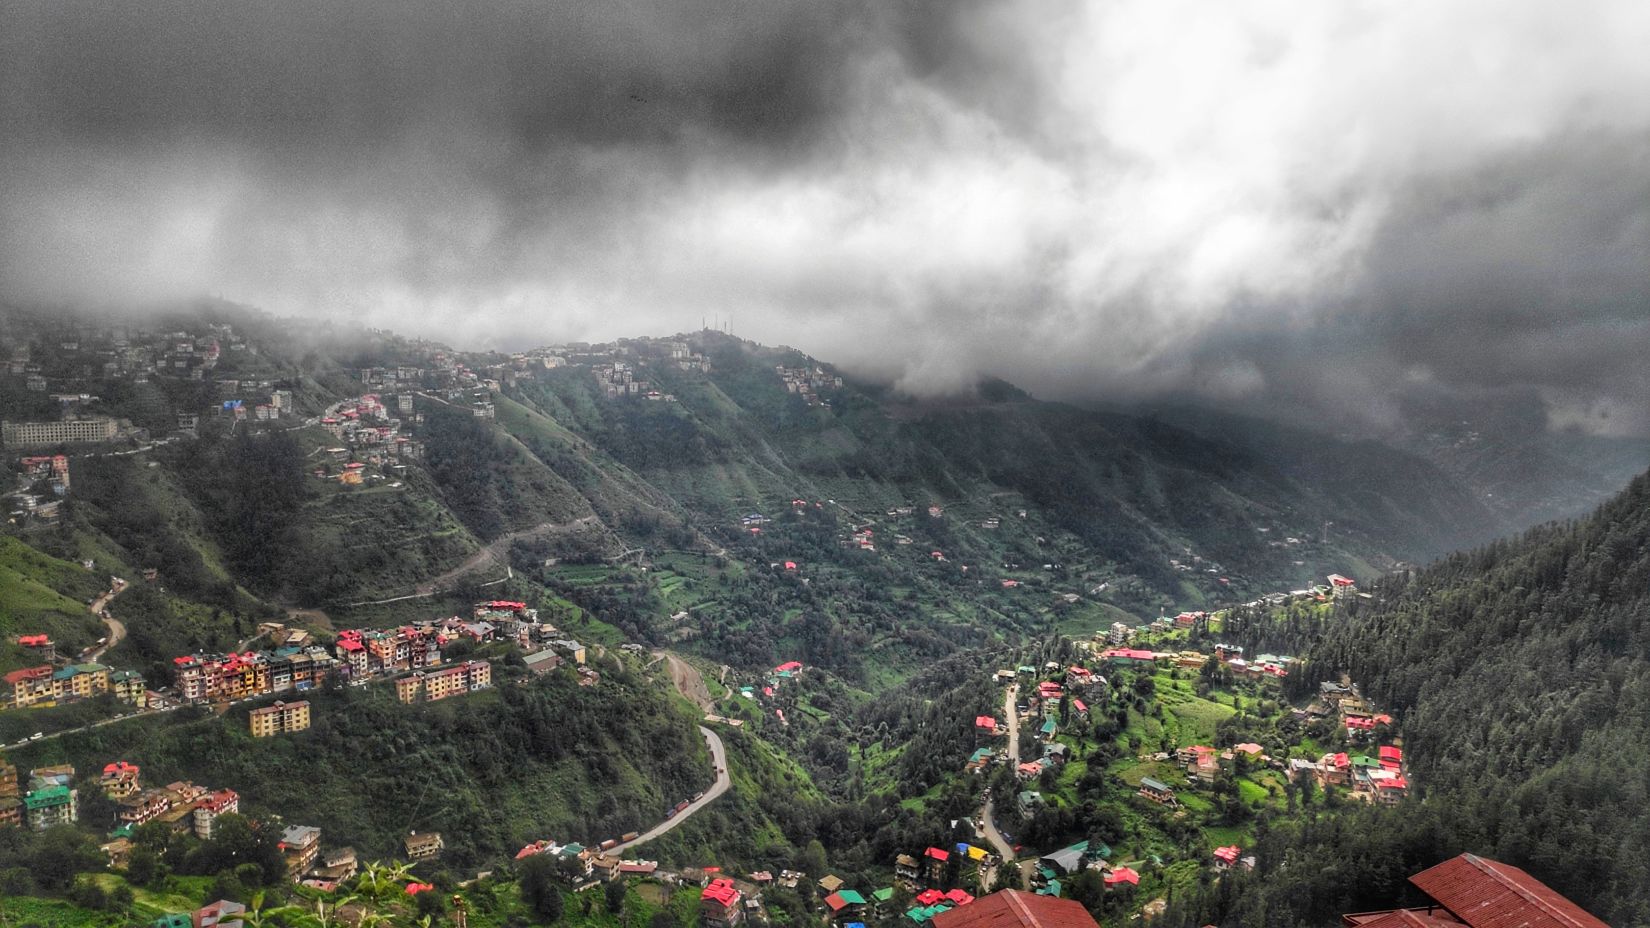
[3,0,1647,435]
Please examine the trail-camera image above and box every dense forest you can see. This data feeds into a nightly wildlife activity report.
[1169,469,1650,927]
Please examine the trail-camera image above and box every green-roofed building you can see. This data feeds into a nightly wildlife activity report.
[905,904,953,925]
[1039,718,1057,739]
[151,914,193,928]
[837,891,866,906]
[871,888,894,904]
[23,783,77,830]
[1037,879,1062,897]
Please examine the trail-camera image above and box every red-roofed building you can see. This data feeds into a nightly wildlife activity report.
[916,890,948,907]
[1327,574,1357,598]
[1379,746,1403,770]
[100,761,141,798]
[775,661,803,673]
[1103,867,1139,887]
[701,878,743,928]
[925,846,951,882]
[1373,775,1409,804]
[930,889,1100,928]
[945,889,975,906]
[975,716,998,735]
[1213,846,1242,868]
[3,665,55,708]
[1342,854,1608,928]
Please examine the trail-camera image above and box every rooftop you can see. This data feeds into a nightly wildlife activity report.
[930,890,1100,928]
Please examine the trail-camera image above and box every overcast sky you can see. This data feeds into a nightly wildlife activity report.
[3,1,1648,435]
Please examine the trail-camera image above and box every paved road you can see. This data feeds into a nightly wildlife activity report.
[1004,683,1021,764]
[608,725,729,853]
[978,684,1024,889]
[1,704,179,751]
[85,580,128,662]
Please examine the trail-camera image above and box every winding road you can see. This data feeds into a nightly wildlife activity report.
[608,724,730,853]
[85,579,128,662]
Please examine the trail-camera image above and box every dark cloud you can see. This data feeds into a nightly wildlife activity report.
[2,1,1648,435]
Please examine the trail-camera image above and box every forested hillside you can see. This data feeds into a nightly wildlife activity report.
[5,662,712,868]
[1171,469,1650,928]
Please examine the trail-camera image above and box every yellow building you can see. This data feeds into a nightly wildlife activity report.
[398,660,491,704]
[421,666,468,702]
[4,666,57,709]
[110,670,147,708]
[395,675,422,704]
[249,700,312,738]
[51,664,111,701]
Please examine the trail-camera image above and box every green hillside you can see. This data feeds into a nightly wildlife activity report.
[5,661,713,869]
[0,536,106,670]
[1169,469,1650,927]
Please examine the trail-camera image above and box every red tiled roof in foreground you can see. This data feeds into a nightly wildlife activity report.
[1409,854,1609,928]
[931,890,1099,928]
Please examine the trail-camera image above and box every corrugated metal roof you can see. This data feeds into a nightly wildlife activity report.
[1343,908,1464,928]
[1410,854,1609,928]
[931,890,1099,928]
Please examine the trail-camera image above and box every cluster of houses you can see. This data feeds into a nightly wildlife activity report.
[216,387,293,425]
[734,661,804,723]
[6,453,72,523]
[588,360,675,402]
[170,646,341,703]
[315,395,423,484]
[1083,641,1295,680]
[774,365,842,407]
[4,320,235,391]
[1172,742,1269,785]
[1289,746,1408,802]
[0,757,75,829]
[0,318,326,454]
[4,651,146,711]
[1025,839,1152,898]
[529,336,709,379]
[102,766,244,853]
[167,601,587,706]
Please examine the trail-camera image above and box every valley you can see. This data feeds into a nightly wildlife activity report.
[0,307,1642,928]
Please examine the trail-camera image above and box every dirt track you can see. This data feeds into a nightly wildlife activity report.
[658,651,714,711]
[414,515,600,594]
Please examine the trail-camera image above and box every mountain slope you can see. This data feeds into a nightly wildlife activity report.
[503,333,1503,613]
[1186,469,1650,927]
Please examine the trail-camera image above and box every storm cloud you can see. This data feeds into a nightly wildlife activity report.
[3,1,1648,434]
